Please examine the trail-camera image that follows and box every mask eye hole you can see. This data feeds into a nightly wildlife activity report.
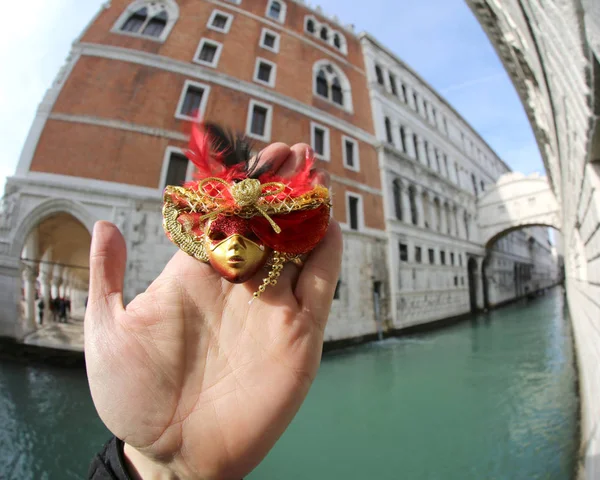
[208,230,227,242]
[245,232,260,243]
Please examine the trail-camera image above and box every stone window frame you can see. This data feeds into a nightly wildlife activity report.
[111,0,179,43]
[174,79,211,121]
[259,27,280,54]
[303,15,348,55]
[399,242,409,263]
[245,99,273,142]
[207,9,234,34]
[345,191,364,232]
[253,57,277,88]
[159,146,195,190]
[192,38,224,68]
[342,135,360,172]
[265,0,287,24]
[312,59,354,113]
[310,121,331,161]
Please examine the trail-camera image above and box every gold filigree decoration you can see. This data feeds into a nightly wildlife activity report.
[162,198,209,262]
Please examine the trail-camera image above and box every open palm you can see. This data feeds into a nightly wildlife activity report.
[84,143,342,480]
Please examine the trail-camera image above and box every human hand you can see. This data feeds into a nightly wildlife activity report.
[84,143,343,479]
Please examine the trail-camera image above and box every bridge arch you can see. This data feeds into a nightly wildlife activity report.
[9,197,96,258]
[11,198,95,335]
[477,172,561,248]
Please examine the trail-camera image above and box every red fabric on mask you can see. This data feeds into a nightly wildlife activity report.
[250,205,330,255]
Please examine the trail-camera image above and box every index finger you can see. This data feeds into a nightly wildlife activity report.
[294,220,343,331]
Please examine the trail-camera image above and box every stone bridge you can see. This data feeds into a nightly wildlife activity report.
[478,173,561,247]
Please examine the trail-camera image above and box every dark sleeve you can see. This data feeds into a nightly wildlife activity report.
[88,437,133,480]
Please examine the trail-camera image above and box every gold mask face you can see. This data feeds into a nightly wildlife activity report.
[204,217,271,283]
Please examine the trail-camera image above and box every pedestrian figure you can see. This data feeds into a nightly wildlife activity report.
[52,297,61,322]
[58,298,67,323]
[37,298,44,325]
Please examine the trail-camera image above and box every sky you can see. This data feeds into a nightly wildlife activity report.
[0,0,545,197]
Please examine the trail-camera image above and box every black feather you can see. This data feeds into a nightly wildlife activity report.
[204,122,273,180]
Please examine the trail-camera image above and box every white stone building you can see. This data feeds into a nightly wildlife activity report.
[360,34,558,329]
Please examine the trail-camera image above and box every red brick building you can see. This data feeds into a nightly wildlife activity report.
[1,0,388,342]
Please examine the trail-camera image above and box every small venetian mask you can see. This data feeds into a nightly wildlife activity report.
[203,216,271,283]
[162,122,331,298]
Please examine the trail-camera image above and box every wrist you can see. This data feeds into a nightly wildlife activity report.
[123,442,180,480]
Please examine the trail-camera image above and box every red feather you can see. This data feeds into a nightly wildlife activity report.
[183,122,319,197]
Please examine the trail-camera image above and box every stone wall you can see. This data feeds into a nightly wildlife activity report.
[326,231,388,341]
[466,0,600,476]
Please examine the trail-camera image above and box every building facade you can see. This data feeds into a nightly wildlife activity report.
[360,34,557,329]
[0,0,558,346]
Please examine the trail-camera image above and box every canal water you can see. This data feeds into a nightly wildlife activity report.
[0,288,578,479]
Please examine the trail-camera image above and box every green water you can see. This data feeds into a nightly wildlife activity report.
[0,288,578,479]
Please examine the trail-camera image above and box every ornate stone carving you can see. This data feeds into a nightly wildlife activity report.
[0,194,17,231]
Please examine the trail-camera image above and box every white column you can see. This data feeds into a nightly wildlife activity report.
[401,187,411,224]
[39,270,52,324]
[417,138,427,164]
[404,127,415,158]
[451,206,458,237]
[440,203,448,234]
[426,143,435,169]
[60,269,71,298]
[51,266,63,299]
[22,265,38,333]
[456,207,464,238]
[429,198,437,231]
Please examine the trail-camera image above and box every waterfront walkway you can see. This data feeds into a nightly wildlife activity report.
[23,310,84,352]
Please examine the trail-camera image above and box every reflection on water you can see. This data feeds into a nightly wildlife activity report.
[0,288,578,479]
[0,363,109,479]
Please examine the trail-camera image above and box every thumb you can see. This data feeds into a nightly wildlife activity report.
[86,221,126,323]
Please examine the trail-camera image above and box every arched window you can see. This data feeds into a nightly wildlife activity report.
[399,126,407,152]
[313,61,352,111]
[453,206,458,236]
[316,69,328,97]
[464,211,470,239]
[375,64,384,85]
[333,33,341,49]
[331,77,343,105]
[121,7,147,32]
[413,134,420,161]
[471,173,478,196]
[409,186,418,225]
[384,117,393,144]
[433,198,441,231]
[320,26,328,41]
[306,18,315,33]
[143,10,168,37]
[393,179,403,221]
[115,1,178,41]
[268,1,282,20]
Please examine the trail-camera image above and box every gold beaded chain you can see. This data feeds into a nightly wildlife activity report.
[252,251,286,301]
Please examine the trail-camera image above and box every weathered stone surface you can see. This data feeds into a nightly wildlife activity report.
[466,0,600,476]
